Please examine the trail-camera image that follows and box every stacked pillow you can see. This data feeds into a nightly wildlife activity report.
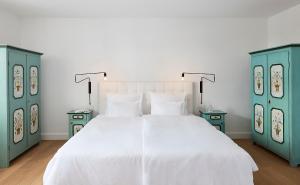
[150,93,187,115]
[105,94,142,117]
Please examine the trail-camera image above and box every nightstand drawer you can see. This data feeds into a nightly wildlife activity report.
[71,114,86,120]
[210,115,222,120]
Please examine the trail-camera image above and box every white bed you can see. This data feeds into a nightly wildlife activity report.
[44,116,143,185]
[143,115,257,185]
[43,82,258,185]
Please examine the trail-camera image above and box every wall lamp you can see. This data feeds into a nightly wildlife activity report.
[181,72,215,104]
[75,72,107,105]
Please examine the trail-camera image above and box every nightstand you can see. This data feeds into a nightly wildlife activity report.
[67,110,93,138]
[201,110,227,133]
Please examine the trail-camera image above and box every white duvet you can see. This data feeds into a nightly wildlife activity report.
[44,116,143,185]
[143,115,258,185]
[44,115,257,185]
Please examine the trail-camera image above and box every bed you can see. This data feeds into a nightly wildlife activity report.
[43,82,257,185]
[44,116,143,185]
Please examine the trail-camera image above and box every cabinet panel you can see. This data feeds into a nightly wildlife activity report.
[27,54,41,147]
[267,51,290,159]
[8,51,28,160]
[251,54,268,147]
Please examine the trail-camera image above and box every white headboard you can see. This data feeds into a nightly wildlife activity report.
[98,81,193,114]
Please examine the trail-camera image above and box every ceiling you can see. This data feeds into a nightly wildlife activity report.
[0,0,300,18]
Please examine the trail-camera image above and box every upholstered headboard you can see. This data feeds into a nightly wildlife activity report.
[97,81,193,114]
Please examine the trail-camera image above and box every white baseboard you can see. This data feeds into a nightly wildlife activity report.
[226,132,251,139]
[41,133,68,140]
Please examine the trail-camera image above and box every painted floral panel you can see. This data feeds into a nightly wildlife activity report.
[271,109,284,143]
[73,125,84,135]
[14,109,24,143]
[271,65,283,98]
[13,65,24,98]
[30,66,38,95]
[30,104,39,134]
[254,66,263,95]
[254,104,264,134]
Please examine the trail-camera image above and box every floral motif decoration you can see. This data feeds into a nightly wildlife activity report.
[271,65,283,98]
[14,65,24,98]
[31,105,39,134]
[73,125,83,135]
[254,105,263,134]
[254,66,263,95]
[30,67,38,95]
[271,109,284,143]
[14,109,24,143]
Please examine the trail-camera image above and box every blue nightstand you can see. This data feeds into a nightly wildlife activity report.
[67,110,93,138]
[201,110,227,133]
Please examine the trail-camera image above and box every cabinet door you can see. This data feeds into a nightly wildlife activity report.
[267,51,290,159]
[8,50,28,160]
[27,54,41,147]
[251,54,268,147]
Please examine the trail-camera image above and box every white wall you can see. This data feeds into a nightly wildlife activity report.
[268,4,300,47]
[0,9,20,45]
[19,18,267,139]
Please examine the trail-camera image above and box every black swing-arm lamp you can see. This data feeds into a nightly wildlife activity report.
[75,72,107,105]
[181,72,216,104]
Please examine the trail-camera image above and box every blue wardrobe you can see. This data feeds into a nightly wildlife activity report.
[250,44,300,167]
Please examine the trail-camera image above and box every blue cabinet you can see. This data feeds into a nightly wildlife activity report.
[250,44,300,166]
[0,46,42,168]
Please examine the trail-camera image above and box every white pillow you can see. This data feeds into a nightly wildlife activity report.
[150,93,187,115]
[107,94,142,103]
[151,101,185,115]
[106,101,140,117]
[105,94,142,116]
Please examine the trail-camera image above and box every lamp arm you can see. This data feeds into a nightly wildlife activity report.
[75,72,107,83]
[74,72,107,106]
[182,72,215,83]
[75,75,90,83]
[201,76,215,83]
[182,72,216,105]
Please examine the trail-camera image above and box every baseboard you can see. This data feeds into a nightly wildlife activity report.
[226,132,251,139]
[41,133,68,140]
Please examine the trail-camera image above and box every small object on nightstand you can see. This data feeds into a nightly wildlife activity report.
[201,110,227,133]
[67,110,93,138]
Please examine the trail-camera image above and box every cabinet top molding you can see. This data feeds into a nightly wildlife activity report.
[0,45,43,55]
[249,44,300,55]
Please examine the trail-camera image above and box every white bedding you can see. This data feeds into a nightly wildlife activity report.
[43,116,143,185]
[143,115,258,185]
[44,115,258,185]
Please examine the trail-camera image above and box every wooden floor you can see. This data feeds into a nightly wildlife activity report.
[0,140,299,185]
